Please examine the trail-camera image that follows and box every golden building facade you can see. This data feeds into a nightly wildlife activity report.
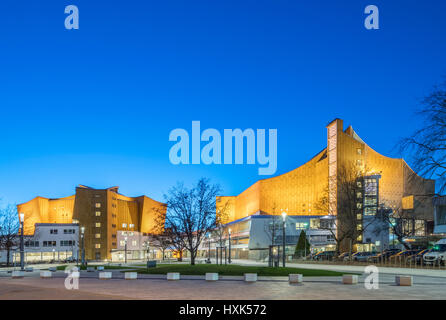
[17,185,166,260]
[217,118,435,226]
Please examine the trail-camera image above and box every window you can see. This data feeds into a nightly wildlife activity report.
[122,223,127,228]
[357,214,362,220]
[43,241,56,247]
[357,224,362,230]
[357,148,362,155]
[50,229,58,234]
[356,159,362,166]
[95,244,101,249]
[356,192,362,199]
[132,240,137,246]
[129,224,134,229]
[356,203,363,209]
[95,203,101,208]
[61,240,75,246]
[95,223,101,228]
[95,211,101,217]
[120,240,125,246]
[25,241,39,247]
[112,224,116,228]
[63,229,75,234]
[112,234,116,238]
[95,233,101,239]
[94,194,101,198]
[295,222,308,230]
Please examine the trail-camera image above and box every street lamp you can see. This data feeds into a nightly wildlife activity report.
[19,213,25,271]
[206,233,211,263]
[281,209,288,267]
[80,226,85,266]
[124,236,128,264]
[228,228,232,264]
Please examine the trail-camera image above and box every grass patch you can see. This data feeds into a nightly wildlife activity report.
[130,264,351,277]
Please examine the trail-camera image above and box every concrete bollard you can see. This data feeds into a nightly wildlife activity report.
[288,274,303,284]
[40,271,52,278]
[205,273,219,281]
[12,271,24,279]
[167,272,180,281]
[244,273,257,283]
[342,275,358,285]
[99,272,112,280]
[395,275,412,286]
[125,272,138,280]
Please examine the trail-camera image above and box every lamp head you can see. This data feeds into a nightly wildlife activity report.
[81,226,85,234]
[281,211,287,222]
[228,228,231,235]
[19,213,24,223]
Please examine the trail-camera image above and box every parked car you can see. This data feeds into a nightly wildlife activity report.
[313,251,336,261]
[423,239,446,265]
[352,251,376,262]
[389,250,419,262]
[336,252,351,261]
[367,249,401,263]
[406,249,430,264]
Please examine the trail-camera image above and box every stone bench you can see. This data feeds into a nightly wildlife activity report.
[87,267,95,272]
[395,275,412,286]
[99,272,112,280]
[12,271,24,279]
[125,272,138,280]
[25,267,33,272]
[342,275,358,285]
[40,271,52,278]
[205,273,219,281]
[167,272,180,281]
[244,273,257,283]
[288,274,303,284]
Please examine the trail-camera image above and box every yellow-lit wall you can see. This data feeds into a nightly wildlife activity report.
[17,195,75,235]
[18,185,166,260]
[218,118,435,223]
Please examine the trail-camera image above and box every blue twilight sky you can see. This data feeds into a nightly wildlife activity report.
[0,0,445,206]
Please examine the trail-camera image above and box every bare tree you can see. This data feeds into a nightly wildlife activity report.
[315,162,375,254]
[0,205,20,267]
[377,200,430,250]
[150,233,173,261]
[400,79,446,193]
[161,178,220,265]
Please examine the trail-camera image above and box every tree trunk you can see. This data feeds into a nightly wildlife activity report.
[190,251,195,265]
[6,247,10,267]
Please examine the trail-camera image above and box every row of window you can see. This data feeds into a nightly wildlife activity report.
[49,229,76,235]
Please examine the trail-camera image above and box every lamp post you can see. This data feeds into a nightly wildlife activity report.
[124,236,128,264]
[19,213,25,271]
[80,226,85,267]
[206,233,211,263]
[228,228,232,264]
[281,209,288,267]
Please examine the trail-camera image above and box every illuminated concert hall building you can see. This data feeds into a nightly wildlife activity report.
[17,185,166,261]
[217,118,435,255]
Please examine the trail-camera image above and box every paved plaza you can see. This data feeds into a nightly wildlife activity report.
[0,269,445,300]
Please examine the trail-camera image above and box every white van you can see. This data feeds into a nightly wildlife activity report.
[423,239,446,265]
